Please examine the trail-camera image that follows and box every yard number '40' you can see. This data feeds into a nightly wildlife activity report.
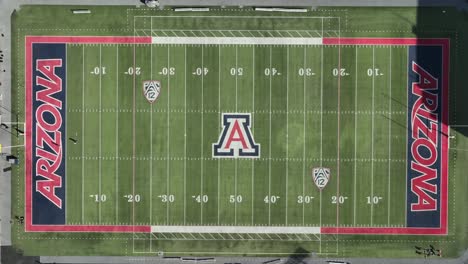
[264,196,280,204]
[193,195,208,203]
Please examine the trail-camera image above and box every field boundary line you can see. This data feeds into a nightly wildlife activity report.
[149,28,334,32]
[134,15,338,19]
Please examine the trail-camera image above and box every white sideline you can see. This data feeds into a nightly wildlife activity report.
[254,7,308,13]
[151,225,321,234]
[151,37,323,45]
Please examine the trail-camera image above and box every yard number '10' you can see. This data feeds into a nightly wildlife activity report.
[91,194,106,202]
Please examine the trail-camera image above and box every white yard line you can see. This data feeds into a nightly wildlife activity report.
[184,46,187,225]
[81,45,85,223]
[302,47,306,226]
[319,40,324,247]
[335,18,342,254]
[116,46,119,224]
[387,47,392,226]
[285,46,289,225]
[201,46,204,224]
[99,45,102,224]
[150,44,153,225]
[268,46,272,225]
[353,47,358,225]
[167,46,171,224]
[133,17,136,252]
[149,26,153,250]
[235,46,238,225]
[321,18,324,39]
[251,46,255,225]
[138,15,334,19]
[320,50,323,163]
[217,46,221,225]
[370,46,375,226]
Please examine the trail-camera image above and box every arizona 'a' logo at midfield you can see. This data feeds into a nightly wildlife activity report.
[213,113,260,158]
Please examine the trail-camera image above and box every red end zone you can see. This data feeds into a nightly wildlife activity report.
[24,36,449,234]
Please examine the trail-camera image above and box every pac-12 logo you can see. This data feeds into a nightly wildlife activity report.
[312,167,330,190]
[143,80,161,103]
[213,113,260,158]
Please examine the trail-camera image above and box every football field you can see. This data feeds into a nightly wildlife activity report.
[13,6,465,258]
[64,43,409,228]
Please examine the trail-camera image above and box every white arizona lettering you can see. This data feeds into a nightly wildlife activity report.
[410,161,437,211]
[410,62,439,212]
[34,59,63,209]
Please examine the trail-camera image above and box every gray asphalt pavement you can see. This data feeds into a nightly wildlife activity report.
[38,254,466,264]
[0,0,17,251]
[0,0,466,264]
